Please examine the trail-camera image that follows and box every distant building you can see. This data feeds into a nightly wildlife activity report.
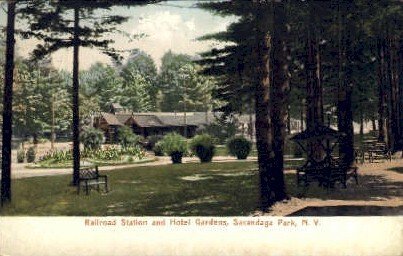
[93,103,304,143]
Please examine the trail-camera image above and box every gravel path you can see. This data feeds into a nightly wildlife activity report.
[262,158,403,216]
[9,156,259,179]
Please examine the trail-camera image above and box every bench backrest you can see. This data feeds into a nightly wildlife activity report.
[79,166,99,179]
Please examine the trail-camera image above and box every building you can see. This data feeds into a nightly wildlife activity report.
[93,104,304,143]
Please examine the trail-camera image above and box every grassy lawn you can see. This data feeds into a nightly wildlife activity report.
[2,159,393,216]
[1,162,261,216]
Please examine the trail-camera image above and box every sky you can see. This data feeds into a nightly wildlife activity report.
[0,1,237,71]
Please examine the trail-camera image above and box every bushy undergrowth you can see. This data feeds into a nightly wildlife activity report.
[190,134,215,163]
[227,136,252,160]
[38,145,145,165]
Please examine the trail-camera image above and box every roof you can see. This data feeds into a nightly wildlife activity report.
[150,113,200,127]
[100,112,123,126]
[115,113,133,125]
[290,125,345,141]
[132,114,166,127]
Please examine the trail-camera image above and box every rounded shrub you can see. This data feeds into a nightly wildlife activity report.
[153,142,164,156]
[26,146,37,163]
[17,149,25,163]
[160,133,187,164]
[190,134,215,163]
[117,126,140,148]
[227,136,252,160]
[80,127,104,150]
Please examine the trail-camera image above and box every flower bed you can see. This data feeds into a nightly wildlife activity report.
[30,146,151,168]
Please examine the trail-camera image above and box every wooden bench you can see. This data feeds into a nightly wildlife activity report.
[319,164,358,188]
[360,141,391,163]
[296,160,324,187]
[297,158,358,188]
[77,166,108,195]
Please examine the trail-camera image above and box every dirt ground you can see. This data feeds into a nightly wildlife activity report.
[263,156,403,216]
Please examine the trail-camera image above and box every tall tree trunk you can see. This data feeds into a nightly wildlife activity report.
[300,98,304,131]
[253,4,274,210]
[377,38,386,142]
[305,2,324,161]
[286,104,291,135]
[72,7,80,186]
[399,37,403,152]
[1,1,16,205]
[388,35,400,152]
[337,1,354,167]
[51,93,55,150]
[269,0,289,203]
[384,33,394,151]
[371,118,376,132]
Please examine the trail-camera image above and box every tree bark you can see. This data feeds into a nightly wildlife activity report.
[72,7,80,186]
[1,1,16,205]
[305,2,324,161]
[253,4,274,210]
[337,1,355,167]
[269,0,289,204]
[371,118,376,132]
[254,0,289,210]
[377,38,386,143]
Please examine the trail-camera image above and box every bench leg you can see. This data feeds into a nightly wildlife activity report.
[85,181,89,195]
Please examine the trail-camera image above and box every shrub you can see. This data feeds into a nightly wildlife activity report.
[92,147,121,161]
[80,128,104,150]
[203,117,238,144]
[153,142,164,156]
[117,126,140,148]
[17,149,25,163]
[190,134,215,163]
[160,133,187,164]
[227,136,252,160]
[39,150,73,163]
[145,135,164,150]
[121,146,145,159]
[26,146,37,163]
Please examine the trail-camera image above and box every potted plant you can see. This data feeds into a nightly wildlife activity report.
[190,134,215,163]
[227,136,252,160]
[160,133,187,164]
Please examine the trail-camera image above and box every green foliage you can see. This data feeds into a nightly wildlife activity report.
[203,117,238,144]
[117,126,140,148]
[160,133,187,163]
[17,149,25,163]
[38,146,145,166]
[190,134,216,163]
[158,51,214,112]
[39,150,73,163]
[145,135,164,150]
[80,128,104,150]
[26,147,37,163]
[118,71,154,112]
[80,62,123,112]
[120,146,146,159]
[153,142,164,156]
[227,136,252,160]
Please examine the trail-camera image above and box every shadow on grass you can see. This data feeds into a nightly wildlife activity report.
[288,205,403,216]
[387,167,403,174]
[285,173,403,201]
[1,162,402,216]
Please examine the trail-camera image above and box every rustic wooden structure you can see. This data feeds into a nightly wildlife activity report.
[291,125,358,188]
